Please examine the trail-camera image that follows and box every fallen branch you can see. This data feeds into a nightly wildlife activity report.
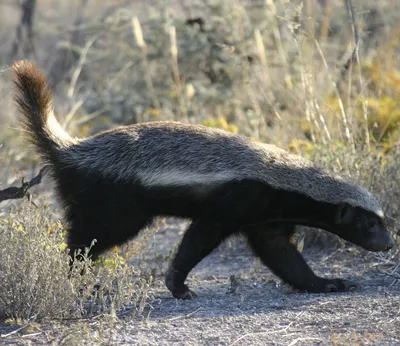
[0,323,30,338]
[0,166,50,205]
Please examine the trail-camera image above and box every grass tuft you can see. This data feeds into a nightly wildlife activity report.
[0,203,153,322]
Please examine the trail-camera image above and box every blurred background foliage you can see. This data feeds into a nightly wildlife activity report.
[0,0,396,144]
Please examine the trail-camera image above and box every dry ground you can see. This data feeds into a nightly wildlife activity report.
[0,219,399,346]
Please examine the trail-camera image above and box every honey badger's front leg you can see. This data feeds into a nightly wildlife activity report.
[165,179,274,299]
[244,224,359,293]
[165,219,235,299]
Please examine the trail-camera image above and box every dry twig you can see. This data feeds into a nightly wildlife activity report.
[0,166,49,204]
[167,307,202,322]
[0,324,30,338]
[231,322,293,345]
[343,0,360,71]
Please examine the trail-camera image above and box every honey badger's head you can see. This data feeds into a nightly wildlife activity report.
[333,203,394,252]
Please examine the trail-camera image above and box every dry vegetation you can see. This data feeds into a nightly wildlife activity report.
[0,0,399,344]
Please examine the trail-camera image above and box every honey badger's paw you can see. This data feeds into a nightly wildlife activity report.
[167,282,198,300]
[299,278,360,293]
[322,279,360,293]
[172,286,198,300]
[165,267,198,300]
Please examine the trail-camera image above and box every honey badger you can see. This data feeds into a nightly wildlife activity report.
[12,60,394,299]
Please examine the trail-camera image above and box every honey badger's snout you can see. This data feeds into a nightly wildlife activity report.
[362,223,395,252]
[333,204,394,253]
[368,230,395,252]
[386,236,395,250]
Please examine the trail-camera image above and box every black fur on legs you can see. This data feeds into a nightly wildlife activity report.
[52,168,389,297]
[53,167,152,260]
[50,170,395,297]
[164,180,392,298]
[243,224,359,293]
[165,219,236,299]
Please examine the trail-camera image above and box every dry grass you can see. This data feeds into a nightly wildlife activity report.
[0,203,154,322]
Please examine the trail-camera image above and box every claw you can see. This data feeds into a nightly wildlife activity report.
[324,279,360,293]
[181,290,198,300]
[173,289,198,300]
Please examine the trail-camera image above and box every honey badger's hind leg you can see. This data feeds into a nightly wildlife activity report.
[66,210,152,262]
[56,169,153,262]
[243,224,359,293]
[166,219,236,299]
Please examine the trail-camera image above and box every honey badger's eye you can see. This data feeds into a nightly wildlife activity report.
[367,218,377,229]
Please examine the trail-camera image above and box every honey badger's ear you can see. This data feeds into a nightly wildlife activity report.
[335,202,355,224]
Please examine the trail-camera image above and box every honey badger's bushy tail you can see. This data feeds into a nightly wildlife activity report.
[12,60,75,164]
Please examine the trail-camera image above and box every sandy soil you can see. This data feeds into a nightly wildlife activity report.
[0,219,399,346]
